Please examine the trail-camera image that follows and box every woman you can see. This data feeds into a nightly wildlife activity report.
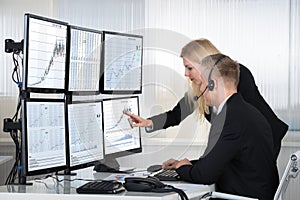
[125,38,288,160]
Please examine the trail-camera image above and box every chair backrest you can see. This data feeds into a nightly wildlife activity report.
[273,151,300,200]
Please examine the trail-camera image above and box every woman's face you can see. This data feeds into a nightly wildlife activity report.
[183,58,201,85]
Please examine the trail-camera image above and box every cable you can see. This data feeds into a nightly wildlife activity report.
[165,184,189,200]
[33,174,106,183]
[32,174,107,190]
[11,86,21,121]
[4,51,23,185]
[151,184,189,200]
[5,129,21,185]
[12,52,22,84]
[52,176,105,183]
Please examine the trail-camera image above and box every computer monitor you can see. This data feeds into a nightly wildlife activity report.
[22,13,68,93]
[100,31,143,94]
[102,96,142,158]
[66,100,104,170]
[21,98,67,176]
[67,26,102,94]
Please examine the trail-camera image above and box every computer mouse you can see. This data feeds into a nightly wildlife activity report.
[147,164,162,172]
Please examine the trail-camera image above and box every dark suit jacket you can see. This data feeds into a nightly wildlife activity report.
[148,64,288,159]
[176,93,279,200]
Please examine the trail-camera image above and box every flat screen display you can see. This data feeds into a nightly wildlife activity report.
[68,26,102,93]
[22,99,67,175]
[101,31,143,94]
[102,96,142,156]
[22,13,68,93]
[67,101,104,169]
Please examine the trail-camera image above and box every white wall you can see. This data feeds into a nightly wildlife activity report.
[143,0,299,129]
[0,0,55,139]
[0,0,55,96]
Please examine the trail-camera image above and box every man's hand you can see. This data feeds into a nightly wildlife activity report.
[162,158,192,170]
[175,158,192,168]
[162,158,179,170]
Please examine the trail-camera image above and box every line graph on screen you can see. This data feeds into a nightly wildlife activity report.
[103,33,142,91]
[26,17,67,90]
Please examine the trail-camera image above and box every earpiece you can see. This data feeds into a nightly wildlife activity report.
[207,54,226,91]
[207,77,215,91]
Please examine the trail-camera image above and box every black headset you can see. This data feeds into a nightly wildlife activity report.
[193,54,227,101]
[207,54,226,91]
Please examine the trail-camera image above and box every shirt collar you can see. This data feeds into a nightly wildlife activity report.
[215,94,234,115]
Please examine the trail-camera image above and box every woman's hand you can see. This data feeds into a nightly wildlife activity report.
[124,111,153,128]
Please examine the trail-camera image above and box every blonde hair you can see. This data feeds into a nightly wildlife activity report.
[180,39,221,117]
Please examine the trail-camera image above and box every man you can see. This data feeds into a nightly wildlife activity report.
[162,54,279,200]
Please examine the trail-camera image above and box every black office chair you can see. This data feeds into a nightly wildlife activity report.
[200,151,300,200]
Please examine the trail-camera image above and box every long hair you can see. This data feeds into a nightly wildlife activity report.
[180,39,220,117]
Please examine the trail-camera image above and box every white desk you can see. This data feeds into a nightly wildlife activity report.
[0,167,213,200]
[0,156,13,185]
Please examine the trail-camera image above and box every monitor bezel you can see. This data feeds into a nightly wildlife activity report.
[102,96,142,159]
[22,13,68,93]
[100,31,143,95]
[65,99,105,171]
[66,25,103,95]
[22,98,67,176]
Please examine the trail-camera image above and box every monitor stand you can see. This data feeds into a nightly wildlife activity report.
[94,158,128,173]
[56,168,77,176]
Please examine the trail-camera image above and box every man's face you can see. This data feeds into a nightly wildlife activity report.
[182,58,201,85]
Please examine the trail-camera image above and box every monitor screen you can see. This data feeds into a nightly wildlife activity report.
[67,26,102,94]
[101,31,143,94]
[22,98,67,175]
[67,101,104,169]
[22,13,68,93]
[102,96,142,157]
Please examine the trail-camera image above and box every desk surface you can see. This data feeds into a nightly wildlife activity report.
[0,167,213,200]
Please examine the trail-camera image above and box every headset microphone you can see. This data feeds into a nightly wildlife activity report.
[193,96,198,101]
[193,86,208,101]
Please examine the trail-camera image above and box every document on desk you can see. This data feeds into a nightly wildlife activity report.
[104,172,150,182]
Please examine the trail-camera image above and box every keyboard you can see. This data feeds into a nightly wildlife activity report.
[153,169,181,181]
[76,180,125,194]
